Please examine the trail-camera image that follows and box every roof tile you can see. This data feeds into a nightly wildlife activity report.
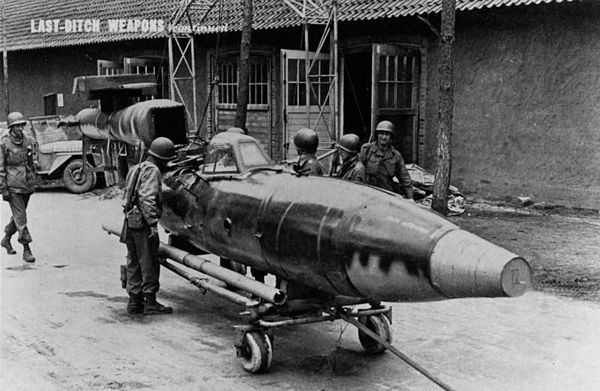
[5,0,578,51]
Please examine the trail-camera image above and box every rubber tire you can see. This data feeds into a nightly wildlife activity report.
[63,159,97,194]
[238,331,273,373]
[358,314,392,354]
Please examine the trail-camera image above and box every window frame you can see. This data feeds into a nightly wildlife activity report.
[215,55,270,111]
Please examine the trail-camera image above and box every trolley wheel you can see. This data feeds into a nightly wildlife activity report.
[358,314,392,354]
[237,331,273,373]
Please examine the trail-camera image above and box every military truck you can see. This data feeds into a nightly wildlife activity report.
[26,115,100,193]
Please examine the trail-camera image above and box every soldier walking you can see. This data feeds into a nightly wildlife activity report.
[0,112,37,262]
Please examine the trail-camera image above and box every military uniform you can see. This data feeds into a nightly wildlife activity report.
[337,155,365,183]
[294,154,325,176]
[0,130,37,245]
[359,142,413,199]
[124,160,163,298]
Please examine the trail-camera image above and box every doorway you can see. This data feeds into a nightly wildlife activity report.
[342,44,421,164]
[343,51,371,142]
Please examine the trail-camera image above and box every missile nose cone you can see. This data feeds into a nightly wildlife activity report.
[430,230,532,298]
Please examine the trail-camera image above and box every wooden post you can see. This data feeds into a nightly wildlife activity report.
[235,0,253,129]
[432,0,456,215]
[1,0,9,118]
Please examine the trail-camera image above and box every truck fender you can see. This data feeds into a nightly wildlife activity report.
[48,154,77,176]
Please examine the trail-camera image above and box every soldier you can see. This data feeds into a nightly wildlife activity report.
[0,112,37,262]
[123,137,176,315]
[359,120,413,199]
[292,128,324,176]
[335,133,365,183]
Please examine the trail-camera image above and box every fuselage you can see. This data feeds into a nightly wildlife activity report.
[161,168,525,302]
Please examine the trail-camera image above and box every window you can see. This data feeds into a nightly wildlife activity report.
[217,57,269,106]
[97,60,122,76]
[218,61,238,105]
[203,144,239,174]
[378,54,417,110]
[287,58,330,107]
[239,141,270,167]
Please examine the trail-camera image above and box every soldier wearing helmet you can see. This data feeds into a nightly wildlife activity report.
[335,133,365,183]
[1,112,38,262]
[292,128,324,176]
[122,137,176,315]
[358,120,413,199]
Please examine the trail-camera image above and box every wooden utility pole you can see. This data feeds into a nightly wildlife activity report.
[1,0,9,118]
[235,0,252,129]
[432,0,456,215]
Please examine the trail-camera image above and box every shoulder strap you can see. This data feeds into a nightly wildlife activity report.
[124,164,143,211]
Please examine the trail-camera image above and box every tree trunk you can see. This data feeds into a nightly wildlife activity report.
[432,0,456,215]
[235,0,253,129]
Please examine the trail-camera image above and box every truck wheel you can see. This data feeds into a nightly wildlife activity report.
[63,159,97,194]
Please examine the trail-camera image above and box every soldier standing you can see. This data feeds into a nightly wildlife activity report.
[335,133,365,183]
[359,120,413,199]
[0,112,37,262]
[123,137,176,315]
[292,128,324,176]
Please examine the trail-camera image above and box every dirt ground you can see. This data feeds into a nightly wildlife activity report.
[1,190,599,391]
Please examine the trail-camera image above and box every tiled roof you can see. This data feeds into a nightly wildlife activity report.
[4,0,207,51]
[5,0,578,51]
[183,0,577,33]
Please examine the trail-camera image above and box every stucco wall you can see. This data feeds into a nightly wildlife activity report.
[427,3,600,209]
[0,39,172,119]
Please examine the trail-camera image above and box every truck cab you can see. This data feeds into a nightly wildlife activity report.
[28,115,100,193]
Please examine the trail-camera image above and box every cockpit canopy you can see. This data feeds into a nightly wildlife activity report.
[203,128,274,175]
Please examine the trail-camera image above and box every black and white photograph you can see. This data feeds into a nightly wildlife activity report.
[1,0,599,390]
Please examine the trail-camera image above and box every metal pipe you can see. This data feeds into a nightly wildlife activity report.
[337,311,457,391]
[103,224,287,305]
[255,314,335,329]
[160,258,258,307]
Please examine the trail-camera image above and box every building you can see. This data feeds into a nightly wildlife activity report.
[2,0,599,208]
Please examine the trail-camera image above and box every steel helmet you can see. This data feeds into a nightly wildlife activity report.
[375,120,395,135]
[337,133,361,154]
[148,137,176,161]
[293,128,319,154]
[7,112,27,128]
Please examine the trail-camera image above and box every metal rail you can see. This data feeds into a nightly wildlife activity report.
[102,224,287,305]
[160,258,259,307]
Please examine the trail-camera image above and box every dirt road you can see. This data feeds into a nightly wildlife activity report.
[1,191,599,391]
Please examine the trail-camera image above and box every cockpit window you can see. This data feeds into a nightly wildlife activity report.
[239,141,270,167]
[203,144,239,174]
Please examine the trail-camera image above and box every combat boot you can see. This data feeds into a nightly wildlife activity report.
[1,234,16,255]
[127,293,144,315]
[143,293,173,315]
[22,243,35,263]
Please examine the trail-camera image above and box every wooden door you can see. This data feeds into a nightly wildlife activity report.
[371,44,420,163]
[281,49,334,160]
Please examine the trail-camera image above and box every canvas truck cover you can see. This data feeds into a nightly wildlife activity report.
[76,99,188,147]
